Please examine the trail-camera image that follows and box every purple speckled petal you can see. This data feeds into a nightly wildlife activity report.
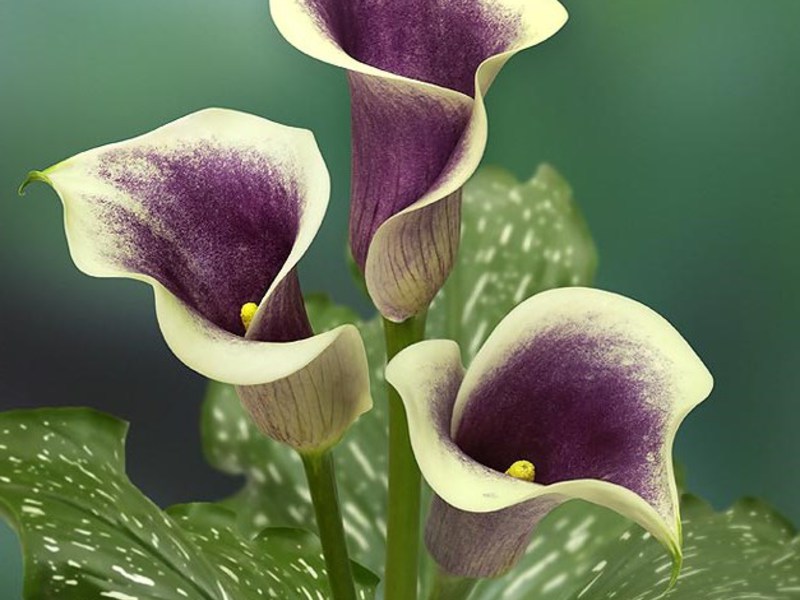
[302,0,524,95]
[34,108,325,341]
[271,0,569,320]
[457,325,674,508]
[246,270,313,343]
[91,139,300,338]
[26,109,373,451]
[386,339,567,577]
[387,289,712,576]
[454,288,713,549]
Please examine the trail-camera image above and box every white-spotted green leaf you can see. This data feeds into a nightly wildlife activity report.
[427,163,598,359]
[166,503,378,599]
[202,313,389,574]
[0,408,377,599]
[472,495,799,600]
[470,496,800,600]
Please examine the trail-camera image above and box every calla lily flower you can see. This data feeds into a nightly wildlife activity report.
[386,288,713,578]
[21,108,371,453]
[270,0,569,321]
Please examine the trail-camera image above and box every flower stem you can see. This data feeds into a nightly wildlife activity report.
[301,450,357,600]
[383,313,428,600]
[427,568,478,600]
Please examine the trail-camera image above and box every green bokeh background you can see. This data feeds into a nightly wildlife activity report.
[1,0,799,595]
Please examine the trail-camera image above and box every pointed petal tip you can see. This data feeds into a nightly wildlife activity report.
[18,170,51,196]
[669,548,684,591]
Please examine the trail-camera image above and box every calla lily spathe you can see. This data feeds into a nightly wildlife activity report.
[270,0,569,322]
[22,108,371,453]
[386,288,713,578]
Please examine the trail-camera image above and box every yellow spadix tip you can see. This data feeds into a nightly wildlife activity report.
[240,302,259,331]
[505,460,536,482]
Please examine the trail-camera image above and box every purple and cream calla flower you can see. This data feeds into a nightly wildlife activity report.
[270,0,569,321]
[22,108,372,453]
[385,288,713,578]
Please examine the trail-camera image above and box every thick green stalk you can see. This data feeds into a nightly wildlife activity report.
[427,568,478,600]
[383,313,428,600]
[301,450,357,600]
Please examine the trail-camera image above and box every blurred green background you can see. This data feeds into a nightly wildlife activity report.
[1,0,799,594]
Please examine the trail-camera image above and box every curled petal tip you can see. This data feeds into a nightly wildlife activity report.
[667,543,683,591]
[18,170,50,196]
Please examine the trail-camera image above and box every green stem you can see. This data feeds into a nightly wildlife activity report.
[383,313,428,600]
[427,568,478,600]
[301,450,357,600]
[446,269,462,344]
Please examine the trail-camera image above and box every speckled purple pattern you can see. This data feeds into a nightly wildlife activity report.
[94,142,303,339]
[307,0,521,94]
[347,73,470,268]
[455,326,669,508]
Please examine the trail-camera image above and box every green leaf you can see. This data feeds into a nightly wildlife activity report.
[304,293,361,332]
[0,408,377,599]
[167,503,379,596]
[471,495,799,600]
[427,164,598,359]
[201,317,390,574]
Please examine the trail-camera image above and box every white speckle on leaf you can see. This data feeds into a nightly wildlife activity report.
[112,565,155,586]
[100,592,139,600]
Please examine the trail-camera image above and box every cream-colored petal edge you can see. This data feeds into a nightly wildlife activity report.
[363,4,569,320]
[270,0,568,103]
[271,0,568,320]
[386,340,557,512]
[453,287,712,555]
[237,323,373,452]
[388,338,686,562]
[37,108,329,340]
[28,108,339,386]
[156,288,367,386]
[455,288,713,423]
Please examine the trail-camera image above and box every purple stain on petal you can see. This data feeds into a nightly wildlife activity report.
[348,73,470,269]
[246,270,313,342]
[301,0,525,271]
[455,325,670,508]
[306,0,522,95]
[92,142,301,338]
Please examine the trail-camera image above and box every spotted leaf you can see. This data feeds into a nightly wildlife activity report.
[167,503,378,599]
[0,408,377,599]
[470,495,798,599]
[427,163,598,359]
